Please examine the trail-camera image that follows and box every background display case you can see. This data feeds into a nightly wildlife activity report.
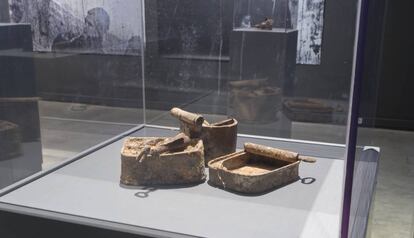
[0,23,42,189]
[233,0,292,29]
[230,0,297,124]
[0,0,380,237]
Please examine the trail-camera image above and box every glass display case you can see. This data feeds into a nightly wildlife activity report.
[0,0,379,237]
[233,0,293,30]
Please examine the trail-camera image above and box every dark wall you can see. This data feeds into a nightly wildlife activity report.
[0,24,35,97]
[374,0,414,130]
[358,0,387,127]
[35,54,143,108]
[145,0,232,92]
[156,0,232,57]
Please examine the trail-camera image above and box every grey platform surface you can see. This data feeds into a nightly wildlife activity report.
[0,126,345,238]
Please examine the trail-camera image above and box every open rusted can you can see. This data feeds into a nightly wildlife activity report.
[208,143,316,194]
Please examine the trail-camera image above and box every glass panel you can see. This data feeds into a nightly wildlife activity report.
[0,0,379,237]
[144,0,355,145]
[142,1,360,236]
[351,0,414,237]
[0,0,144,189]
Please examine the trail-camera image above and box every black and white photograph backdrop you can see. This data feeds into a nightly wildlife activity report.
[290,0,325,65]
[233,0,325,65]
[7,0,324,64]
[8,0,143,55]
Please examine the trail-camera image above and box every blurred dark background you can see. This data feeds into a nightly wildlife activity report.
[0,0,413,130]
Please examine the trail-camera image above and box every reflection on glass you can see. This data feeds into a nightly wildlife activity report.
[228,79,282,123]
[1,0,144,189]
[0,21,42,189]
[0,120,22,161]
[144,0,348,144]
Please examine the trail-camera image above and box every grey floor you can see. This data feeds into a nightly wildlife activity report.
[37,101,414,238]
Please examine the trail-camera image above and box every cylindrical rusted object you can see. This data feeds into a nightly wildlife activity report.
[169,108,238,163]
[244,143,316,163]
[170,107,204,127]
[201,118,238,163]
[244,143,298,163]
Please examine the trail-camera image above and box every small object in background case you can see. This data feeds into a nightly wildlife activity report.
[254,18,273,30]
[170,107,238,164]
[120,133,205,186]
[208,143,316,194]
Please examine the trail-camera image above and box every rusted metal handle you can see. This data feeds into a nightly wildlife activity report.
[136,133,192,162]
[297,155,317,163]
[170,107,204,127]
[244,143,316,163]
[244,143,298,162]
[150,133,191,156]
